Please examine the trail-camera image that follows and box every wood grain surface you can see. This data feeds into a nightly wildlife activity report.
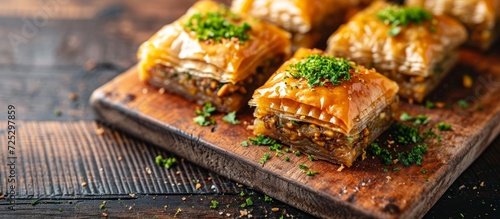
[90,45,500,218]
[0,0,499,218]
[0,121,309,218]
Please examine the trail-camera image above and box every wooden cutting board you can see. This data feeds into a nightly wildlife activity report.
[90,48,500,219]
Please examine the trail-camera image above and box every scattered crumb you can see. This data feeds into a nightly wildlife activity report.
[246,125,255,131]
[158,88,165,94]
[128,206,133,210]
[68,92,78,101]
[240,209,248,217]
[142,88,149,94]
[459,185,466,190]
[81,182,87,187]
[0,195,4,199]
[463,74,473,88]
[164,205,168,210]
[181,197,186,201]
[219,212,224,215]
[146,167,152,175]
[226,213,231,217]
[152,196,156,200]
[271,208,279,212]
[436,102,445,108]
[337,164,345,172]
[196,183,202,190]
[207,177,212,181]
[361,150,366,160]
[54,109,62,117]
[386,176,392,181]
[176,171,181,175]
[99,201,107,210]
[85,59,96,71]
[236,183,244,188]
[129,193,135,198]
[118,156,122,161]
[480,181,485,187]
[392,159,399,165]
[102,212,108,217]
[95,127,105,135]
[174,208,182,217]
[408,98,414,104]
[473,186,478,190]
[387,140,395,145]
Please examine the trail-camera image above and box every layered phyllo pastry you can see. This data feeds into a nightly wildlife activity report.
[249,48,399,167]
[406,0,499,50]
[326,1,467,102]
[231,0,372,50]
[138,0,291,112]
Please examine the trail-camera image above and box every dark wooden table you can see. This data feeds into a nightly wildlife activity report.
[0,0,498,218]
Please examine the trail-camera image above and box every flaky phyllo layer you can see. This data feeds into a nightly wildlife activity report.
[231,0,374,49]
[249,48,399,166]
[406,0,499,50]
[326,1,467,102]
[138,0,291,85]
[250,48,399,136]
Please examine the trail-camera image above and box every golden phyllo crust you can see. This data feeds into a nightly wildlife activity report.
[326,1,467,102]
[406,0,499,50]
[249,48,399,166]
[138,0,291,112]
[231,0,373,50]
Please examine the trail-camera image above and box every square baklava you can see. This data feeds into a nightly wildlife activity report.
[326,1,467,102]
[249,48,399,167]
[138,0,291,112]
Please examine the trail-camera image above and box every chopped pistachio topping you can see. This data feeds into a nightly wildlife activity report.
[185,9,251,43]
[210,200,219,209]
[391,122,424,145]
[288,54,352,87]
[437,122,452,131]
[194,103,217,126]
[376,5,432,36]
[222,111,239,124]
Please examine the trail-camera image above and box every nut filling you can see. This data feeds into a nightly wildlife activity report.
[147,55,285,112]
[254,106,395,167]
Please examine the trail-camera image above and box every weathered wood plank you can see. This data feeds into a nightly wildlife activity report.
[0,121,241,198]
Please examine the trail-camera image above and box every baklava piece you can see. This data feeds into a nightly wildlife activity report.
[407,0,499,50]
[231,0,373,50]
[326,1,467,102]
[138,0,291,112]
[249,48,399,167]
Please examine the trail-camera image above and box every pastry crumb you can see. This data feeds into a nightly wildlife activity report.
[68,92,78,101]
[337,164,345,172]
[95,127,105,135]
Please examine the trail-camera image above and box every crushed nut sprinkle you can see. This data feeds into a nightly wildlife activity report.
[287,54,352,87]
[376,5,433,36]
[185,8,251,43]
